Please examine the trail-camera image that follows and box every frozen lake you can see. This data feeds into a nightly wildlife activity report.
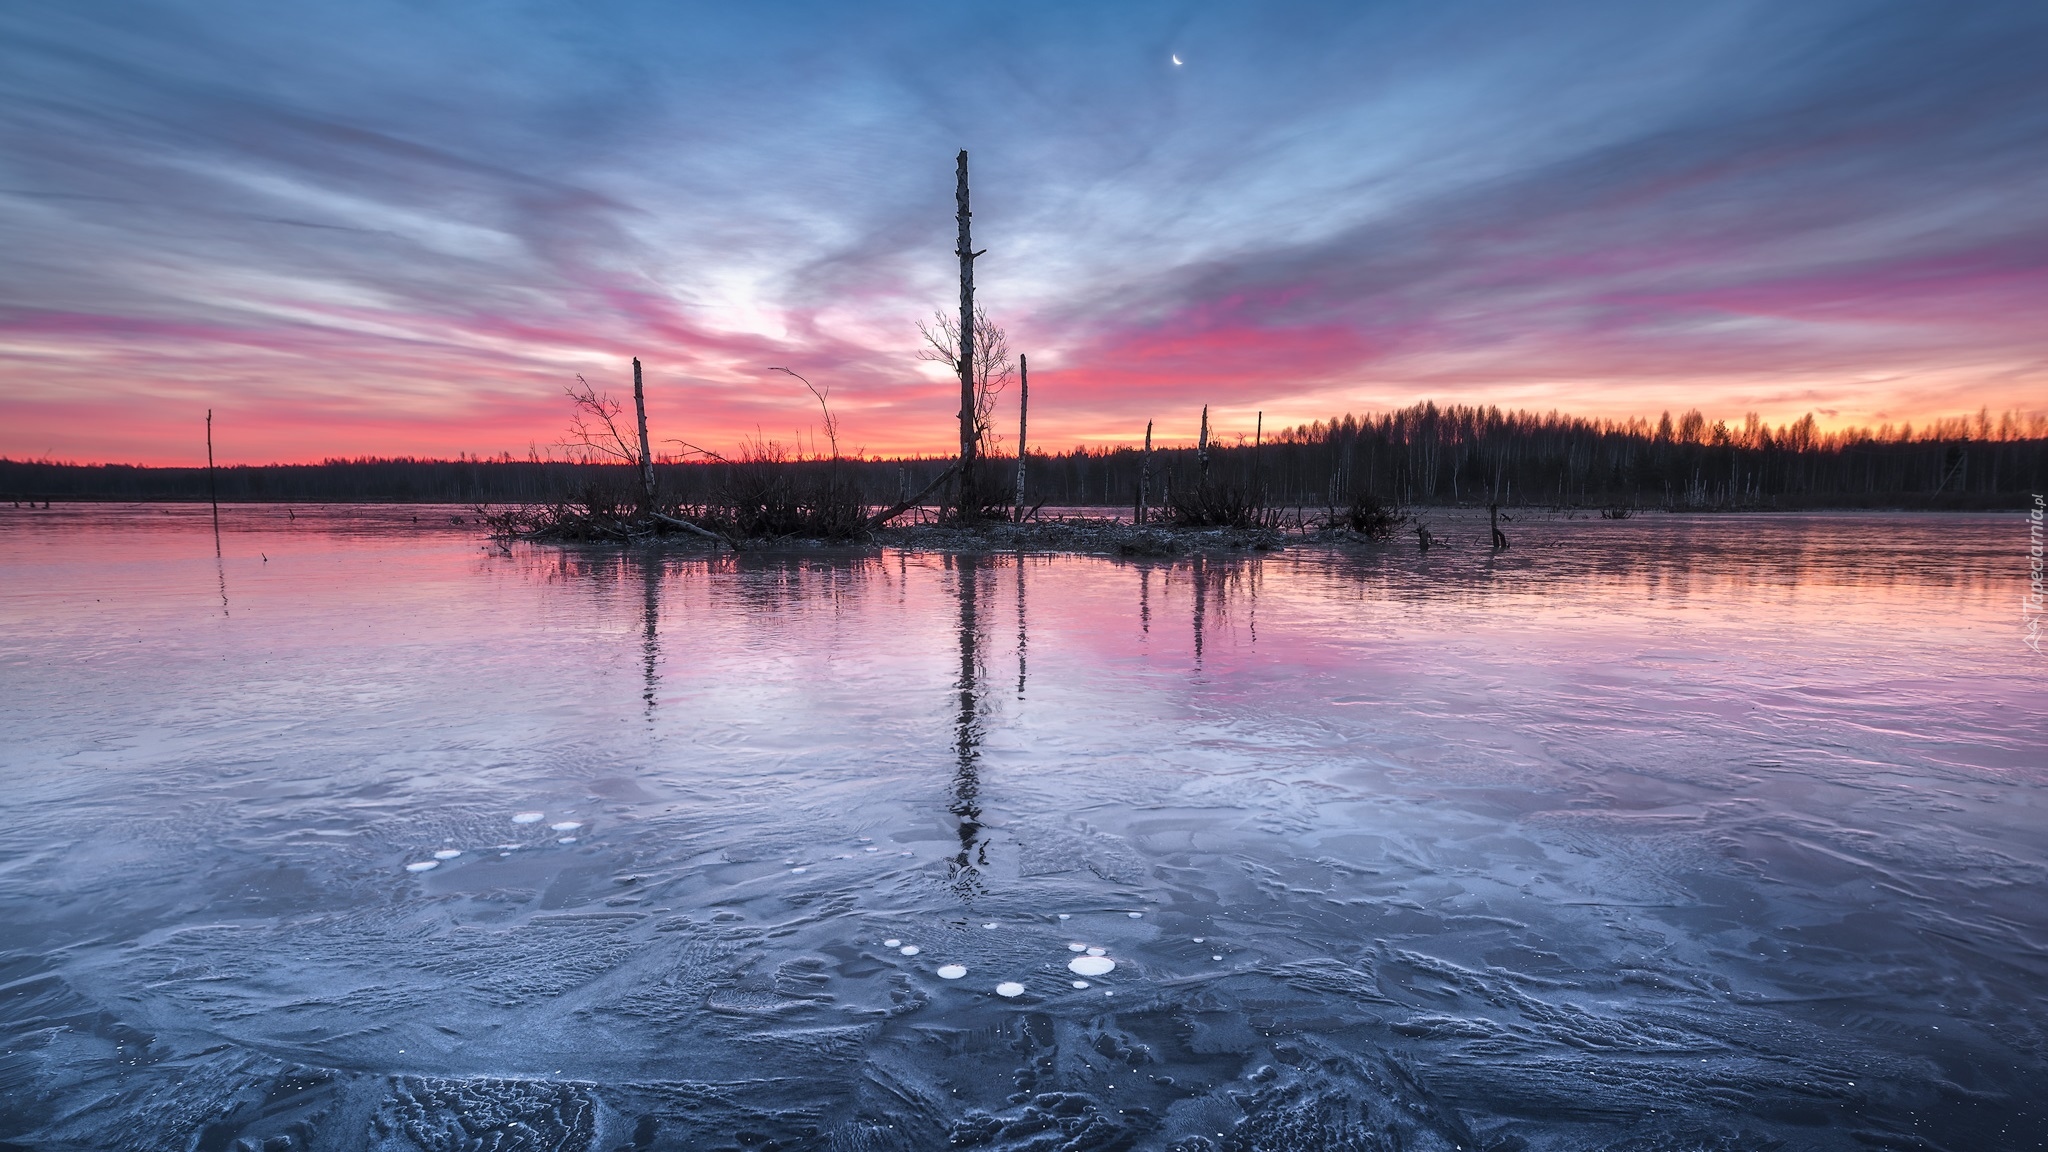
[2,505,2042,1151]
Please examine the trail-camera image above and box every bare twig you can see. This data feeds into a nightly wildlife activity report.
[768,367,840,460]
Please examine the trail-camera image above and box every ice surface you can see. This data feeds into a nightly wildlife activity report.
[2,508,2043,1151]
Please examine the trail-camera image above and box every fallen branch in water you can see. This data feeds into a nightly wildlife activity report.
[650,510,741,551]
[867,462,960,529]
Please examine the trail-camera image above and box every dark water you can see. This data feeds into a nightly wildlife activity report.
[2,505,2042,1151]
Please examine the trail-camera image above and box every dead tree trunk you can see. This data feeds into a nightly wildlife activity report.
[955,150,980,520]
[1013,354,1029,522]
[1254,410,1263,504]
[632,357,655,510]
[1137,420,1153,525]
[206,408,219,550]
[1197,405,1211,487]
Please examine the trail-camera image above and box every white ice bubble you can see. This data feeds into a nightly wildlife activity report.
[1071,980,1090,989]
[995,982,1025,998]
[883,938,901,948]
[1068,955,1115,977]
[864,846,879,852]
[1212,955,1223,961]
[1086,946,1106,957]
[899,944,920,956]
[512,812,544,824]
[550,821,582,832]
[404,861,439,873]
[936,964,967,980]
[1192,937,1205,943]
[1057,913,1071,920]
[790,867,808,874]
[557,836,577,844]
[1068,942,1087,952]
[1128,912,1143,919]
[982,922,998,929]
[433,849,462,860]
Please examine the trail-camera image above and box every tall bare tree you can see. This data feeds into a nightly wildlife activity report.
[1013,354,1028,522]
[952,151,986,517]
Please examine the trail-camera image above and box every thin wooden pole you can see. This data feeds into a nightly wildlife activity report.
[206,409,220,551]
[632,357,655,510]
[955,150,979,519]
[1013,354,1028,522]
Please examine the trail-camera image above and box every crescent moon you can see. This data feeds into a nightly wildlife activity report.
[1171,54,1183,66]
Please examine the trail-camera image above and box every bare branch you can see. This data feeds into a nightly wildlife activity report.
[768,366,840,460]
[560,375,640,465]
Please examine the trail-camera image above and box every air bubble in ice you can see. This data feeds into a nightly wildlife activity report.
[982,922,998,929]
[1212,955,1223,961]
[1069,955,1115,977]
[551,821,581,832]
[1071,980,1090,989]
[1128,912,1142,918]
[883,938,901,948]
[899,944,920,956]
[936,964,967,980]
[512,812,544,824]
[433,849,462,860]
[790,867,808,873]
[995,982,1025,998]
[1192,937,1204,943]
[405,861,438,873]
[1057,913,1070,920]
[557,836,577,844]
[1068,942,1087,952]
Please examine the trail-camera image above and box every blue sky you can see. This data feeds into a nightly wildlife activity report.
[3,0,2044,462]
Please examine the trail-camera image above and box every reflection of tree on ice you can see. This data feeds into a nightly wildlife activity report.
[950,555,990,897]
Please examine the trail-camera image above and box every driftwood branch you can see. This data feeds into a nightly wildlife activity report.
[867,462,960,529]
[650,510,741,551]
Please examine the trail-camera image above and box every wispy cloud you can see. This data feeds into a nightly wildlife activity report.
[2,0,2044,462]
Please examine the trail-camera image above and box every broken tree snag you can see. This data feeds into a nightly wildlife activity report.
[632,357,656,510]
[1490,502,1508,550]
[1197,405,1211,486]
[869,462,962,529]
[206,408,220,548]
[1013,354,1029,523]
[1137,419,1153,525]
[955,150,980,520]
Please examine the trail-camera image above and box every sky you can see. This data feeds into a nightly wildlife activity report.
[2,0,2045,465]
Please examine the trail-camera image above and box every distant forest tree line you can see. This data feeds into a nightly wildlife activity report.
[5,402,2042,511]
